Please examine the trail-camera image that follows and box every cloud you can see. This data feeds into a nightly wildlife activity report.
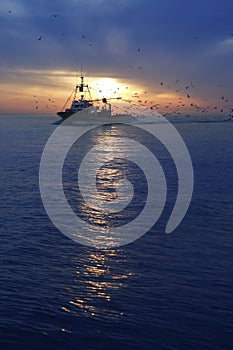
[214,37,233,55]
[0,0,233,114]
[0,0,29,17]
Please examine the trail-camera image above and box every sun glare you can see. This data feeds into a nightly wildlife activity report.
[91,78,122,98]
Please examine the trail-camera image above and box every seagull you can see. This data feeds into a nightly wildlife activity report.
[38,36,42,40]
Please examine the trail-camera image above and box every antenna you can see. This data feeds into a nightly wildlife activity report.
[80,64,83,78]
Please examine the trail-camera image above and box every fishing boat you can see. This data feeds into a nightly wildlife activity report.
[57,75,122,120]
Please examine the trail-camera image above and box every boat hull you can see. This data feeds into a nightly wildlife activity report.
[57,111,74,119]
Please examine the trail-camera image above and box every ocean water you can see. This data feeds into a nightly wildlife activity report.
[0,115,233,350]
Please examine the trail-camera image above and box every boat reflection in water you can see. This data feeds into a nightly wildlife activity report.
[61,249,134,320]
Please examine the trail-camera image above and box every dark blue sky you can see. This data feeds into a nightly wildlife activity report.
[0,0,232,113]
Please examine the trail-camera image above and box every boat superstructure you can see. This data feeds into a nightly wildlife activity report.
[57,75,94,119]
[57,75,121,120]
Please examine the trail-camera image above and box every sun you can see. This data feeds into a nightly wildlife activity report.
[91,77,121,98]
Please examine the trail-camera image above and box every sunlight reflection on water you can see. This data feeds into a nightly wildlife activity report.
[61,250,134,320]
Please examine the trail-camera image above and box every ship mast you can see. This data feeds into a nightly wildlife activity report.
[73,71,92,101]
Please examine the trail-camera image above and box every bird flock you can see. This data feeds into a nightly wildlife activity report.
[120,79,233,119]
[7,7,233,118]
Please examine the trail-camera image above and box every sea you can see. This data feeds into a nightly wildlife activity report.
[0,115,233,350]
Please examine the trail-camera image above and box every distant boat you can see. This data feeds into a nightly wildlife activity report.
[57,75,122,120]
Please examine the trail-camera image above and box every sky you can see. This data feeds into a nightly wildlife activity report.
[0,0,233,115]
